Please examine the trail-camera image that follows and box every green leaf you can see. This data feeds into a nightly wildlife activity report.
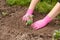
[26,15,33,25]
[26,20,33,26]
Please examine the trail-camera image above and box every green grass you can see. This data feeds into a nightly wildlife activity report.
[35,0,57,13]
[6,0,57,13]
[35,2,53,13]
[6,0,31,6]
[6,0,16,6]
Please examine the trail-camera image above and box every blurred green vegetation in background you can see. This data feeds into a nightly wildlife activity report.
[6,0,31,6]
[6,0,57,13]
[52,29,60,40]
[36,0,57,13]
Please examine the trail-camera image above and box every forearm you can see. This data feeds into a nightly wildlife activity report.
[47,2,60,19]
[28,0,39,10]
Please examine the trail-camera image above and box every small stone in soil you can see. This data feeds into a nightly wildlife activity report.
[2,12,8,16]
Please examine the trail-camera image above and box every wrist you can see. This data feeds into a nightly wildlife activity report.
[26,9,33,15]
[43,15,52,23]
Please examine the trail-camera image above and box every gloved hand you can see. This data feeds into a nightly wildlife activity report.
[22,9,33,25]
[31,16,52,30]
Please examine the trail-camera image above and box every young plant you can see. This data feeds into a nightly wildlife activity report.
[26,15,33,26]
[52,30,60,40]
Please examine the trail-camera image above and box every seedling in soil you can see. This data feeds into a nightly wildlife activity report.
[26,15,33,26]
[52,29,60,40]
[26,20,33,26]
[2,12,8,16]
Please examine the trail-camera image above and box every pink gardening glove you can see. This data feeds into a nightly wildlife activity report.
[22,14,32,21]
[22,9,33,22]
[31,16,52,30]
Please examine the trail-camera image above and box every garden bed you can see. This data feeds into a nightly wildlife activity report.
[0,0,60,40]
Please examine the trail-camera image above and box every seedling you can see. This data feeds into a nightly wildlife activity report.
[26,20,33,26]
[52,29,60,40]
[26,15,33,26]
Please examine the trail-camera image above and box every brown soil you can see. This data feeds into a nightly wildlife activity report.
[0,0,60,40]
